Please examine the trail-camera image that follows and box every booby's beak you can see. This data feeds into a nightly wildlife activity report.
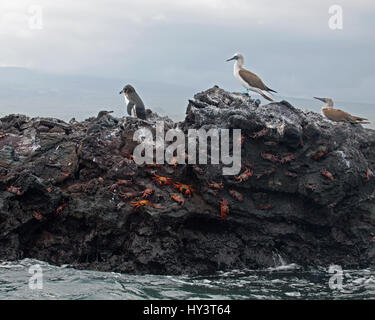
[314,97,326,103]
[226,56,236,62]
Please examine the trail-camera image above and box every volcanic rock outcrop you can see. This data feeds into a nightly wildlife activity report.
[1,86,375,275]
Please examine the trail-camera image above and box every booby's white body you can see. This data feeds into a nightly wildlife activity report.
[227,53,276,101]
[233,58,255,92]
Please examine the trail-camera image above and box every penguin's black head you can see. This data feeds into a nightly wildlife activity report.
[119,84,135,95]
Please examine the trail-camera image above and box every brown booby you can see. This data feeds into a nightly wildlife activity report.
[314,97,370,124]
[226,53,277,102]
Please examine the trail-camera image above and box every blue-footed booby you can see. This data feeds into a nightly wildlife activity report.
[226,53,277,102]
[314,97,370,124]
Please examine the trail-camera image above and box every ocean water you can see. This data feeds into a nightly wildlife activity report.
[1,259,375,300]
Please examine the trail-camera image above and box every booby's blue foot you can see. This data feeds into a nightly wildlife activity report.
[240,90,250,96]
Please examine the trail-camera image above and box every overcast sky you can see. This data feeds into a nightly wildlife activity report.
[0,0,375,104]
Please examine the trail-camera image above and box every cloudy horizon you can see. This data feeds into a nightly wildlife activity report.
[0,0,374,117]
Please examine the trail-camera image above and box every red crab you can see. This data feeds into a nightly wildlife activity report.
[171,193,185,206]
[32,210,46,221]
[55,202,68,216]
[152,173,173,186]
[139,187,154,198]
[131,200,152,210]
[174,183,194,197]
[366,168,374,181]
[252,128,268,139]
[280,153,295,164]
[321,169,334,181]
[209,181,224,190]
[261,152,279,163]
[119,191,137,200]
[130,200,163,211]
[218,198,229,220]
[312,150,328,161]
[108,179,132,192]
[6,186,22,196]
[229,189,243,201]
[235,168,253,183]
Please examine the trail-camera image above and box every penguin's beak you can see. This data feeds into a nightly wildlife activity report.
[119,90,123,94]
[314,97,326,103]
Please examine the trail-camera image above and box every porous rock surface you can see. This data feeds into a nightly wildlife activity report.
[1,86,375,275]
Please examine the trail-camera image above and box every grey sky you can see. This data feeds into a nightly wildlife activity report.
[0,0,374,104]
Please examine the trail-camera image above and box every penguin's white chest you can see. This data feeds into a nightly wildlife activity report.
[124,95,136,117]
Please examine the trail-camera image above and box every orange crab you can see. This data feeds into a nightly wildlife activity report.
[174,182,195,197]
[252,128,268,139]
[131,200,152,210]
[321,169,334,181]
[171,193,185,206]
[261,152,279,163]
[130,200,163,211]
[209,181,224,190]
[312,150,328,161]
[55,202,68,216]
[6,186,22,196]
[32,210,46,221]
[139,187,154,198]
[218,198,229,220]
[280,153,295,164]
[229,189,243,201]
[119,191,137,200]
[152,173,173,186]
[108,179,132,192]
[235,168,253,183]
